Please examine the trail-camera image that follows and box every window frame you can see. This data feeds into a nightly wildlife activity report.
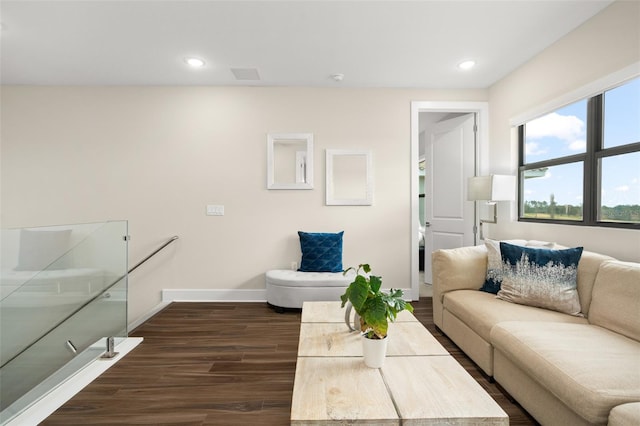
[518,84,640,230]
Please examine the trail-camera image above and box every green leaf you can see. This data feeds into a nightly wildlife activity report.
[342,267,355,276]
[340,287,350,307]
[347,278,369,312]
[342,265,413,336]
[363,297,388,338]
[388,288,403,298]
[363,329,376,339]
[369,275,382,293]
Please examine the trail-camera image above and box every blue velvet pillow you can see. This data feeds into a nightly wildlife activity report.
[298,231,344,273]
[497,242,584,315]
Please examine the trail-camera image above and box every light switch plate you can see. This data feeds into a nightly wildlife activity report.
[206,205,224,216]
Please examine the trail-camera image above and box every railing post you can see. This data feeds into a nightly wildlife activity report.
[100,337,119,359]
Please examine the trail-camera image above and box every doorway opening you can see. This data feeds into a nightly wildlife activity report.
[410,101,489,300]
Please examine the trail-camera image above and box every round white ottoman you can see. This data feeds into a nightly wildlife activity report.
[265,269,355,312]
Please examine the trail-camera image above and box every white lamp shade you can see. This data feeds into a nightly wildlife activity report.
[467,175,516,201]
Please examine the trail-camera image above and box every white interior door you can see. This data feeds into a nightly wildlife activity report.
[424,113,476,282]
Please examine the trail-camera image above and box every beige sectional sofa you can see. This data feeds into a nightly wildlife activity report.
[431,241,640,426]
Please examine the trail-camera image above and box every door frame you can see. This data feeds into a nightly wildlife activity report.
[410,101,489,300]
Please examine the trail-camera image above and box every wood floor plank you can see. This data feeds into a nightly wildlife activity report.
[41,299,537,425]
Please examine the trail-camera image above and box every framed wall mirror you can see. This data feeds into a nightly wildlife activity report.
[267,133,313,189]
[326,149,373,205]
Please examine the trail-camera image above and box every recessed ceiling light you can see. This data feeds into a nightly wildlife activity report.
[458,60,476,70]
[184,57,206,68]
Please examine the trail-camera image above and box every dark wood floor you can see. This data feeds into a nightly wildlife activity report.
[42,298,538,425]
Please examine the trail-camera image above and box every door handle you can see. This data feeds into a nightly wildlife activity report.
[424,222,431,227]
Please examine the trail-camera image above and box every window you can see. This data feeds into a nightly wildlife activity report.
[519,77,640,228]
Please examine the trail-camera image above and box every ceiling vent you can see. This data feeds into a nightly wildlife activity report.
[231,68,261,81]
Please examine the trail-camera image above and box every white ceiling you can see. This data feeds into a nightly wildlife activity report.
[0,0,613,88]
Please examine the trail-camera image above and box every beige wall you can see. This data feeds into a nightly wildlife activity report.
[3,1,639,326]
[1,86,486,324]
[488,0,640,262]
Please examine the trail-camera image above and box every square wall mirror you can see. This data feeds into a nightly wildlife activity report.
[326,149,373,205]
[267,133,313,189]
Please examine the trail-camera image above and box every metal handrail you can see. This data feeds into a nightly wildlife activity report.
[0,235,179,369]
[128,235,179,274]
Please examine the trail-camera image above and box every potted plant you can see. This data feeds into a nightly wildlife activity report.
[340,264,413,368]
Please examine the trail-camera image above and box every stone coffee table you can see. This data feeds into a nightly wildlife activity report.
[291,301,508,425]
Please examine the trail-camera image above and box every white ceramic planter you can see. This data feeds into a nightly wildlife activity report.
[362,335,388,368]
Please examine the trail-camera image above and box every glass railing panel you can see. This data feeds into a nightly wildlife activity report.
[0,221,127,363]
[0,220,128,422]
[0,278,128,422]
[1,222,101,300]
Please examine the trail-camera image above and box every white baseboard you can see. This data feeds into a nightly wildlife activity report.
[128,289,267,333]
[128,301,171,331]
[161,288,267,303]
[159,288,414,303]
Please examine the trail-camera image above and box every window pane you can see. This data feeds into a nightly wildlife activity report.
[524,100,587,164]
[521,162,583,221]
[599,152,640,223]
[603,78,640,149]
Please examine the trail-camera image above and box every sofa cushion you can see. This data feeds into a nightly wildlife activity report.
[266,269,355,288]
[491,321,640,425]
[574,250,616,317]
[443,290,587,342]
[589,261,640,342]
[497,243,583,316]
[609,402,640,426]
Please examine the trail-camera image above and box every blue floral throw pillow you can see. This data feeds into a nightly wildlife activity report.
[479,239,555,294]
[497,242,584,316]
[298,231,344,273]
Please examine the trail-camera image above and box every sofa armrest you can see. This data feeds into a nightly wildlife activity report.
[608,402,640,426]
[432,245,488,297]
[431,245,487,328]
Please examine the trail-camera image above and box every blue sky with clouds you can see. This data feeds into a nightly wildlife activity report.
[523,78,640,207]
